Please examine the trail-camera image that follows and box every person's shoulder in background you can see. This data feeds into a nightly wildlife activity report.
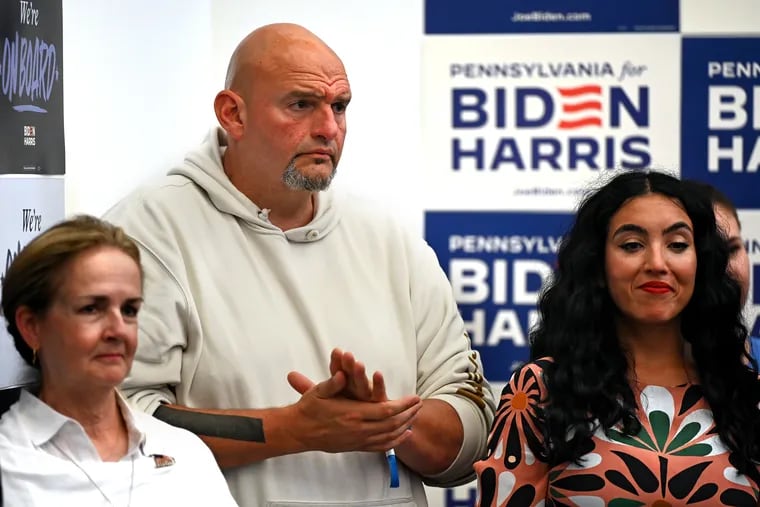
[750,335,760,364]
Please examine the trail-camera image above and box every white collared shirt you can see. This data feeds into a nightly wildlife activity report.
[0,390,238,506]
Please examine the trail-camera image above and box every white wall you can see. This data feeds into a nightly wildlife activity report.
[64,0,425,232]
[63,0,216,217]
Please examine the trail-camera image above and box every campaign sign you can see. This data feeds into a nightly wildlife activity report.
[421,34,680,211]
[425,211,573,382]
[0,176,64,388]
[681,38,760,209]
[0,0,64,174]
[425,0,678,35]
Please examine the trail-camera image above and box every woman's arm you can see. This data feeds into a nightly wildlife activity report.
[474,361,551,507]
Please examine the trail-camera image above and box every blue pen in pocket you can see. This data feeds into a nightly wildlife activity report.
[385,448,399,488]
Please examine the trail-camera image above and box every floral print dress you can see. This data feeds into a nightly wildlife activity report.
[474,359,760,506]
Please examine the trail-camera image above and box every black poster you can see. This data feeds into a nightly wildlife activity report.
[0,0,64,174]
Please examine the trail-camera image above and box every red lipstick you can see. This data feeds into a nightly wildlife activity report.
[640,281,672,294]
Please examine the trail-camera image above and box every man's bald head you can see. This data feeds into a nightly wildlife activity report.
[224,23,344,92]
[213,23,350,203]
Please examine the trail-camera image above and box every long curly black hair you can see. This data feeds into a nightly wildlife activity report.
[529,170,760,480]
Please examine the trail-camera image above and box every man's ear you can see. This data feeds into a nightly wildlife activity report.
[214,90,246,141]
[15,306,41,352]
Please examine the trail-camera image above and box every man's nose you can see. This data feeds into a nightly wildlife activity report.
[312,105,339,142]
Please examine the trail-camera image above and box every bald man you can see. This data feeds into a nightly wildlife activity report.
[105,24,495,506]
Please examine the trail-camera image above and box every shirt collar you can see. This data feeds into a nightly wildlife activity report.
[16,389,71,447]
[18,389,147,455]
[115,390,147,455]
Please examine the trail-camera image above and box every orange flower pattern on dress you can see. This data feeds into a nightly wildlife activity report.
[474,360,760,507]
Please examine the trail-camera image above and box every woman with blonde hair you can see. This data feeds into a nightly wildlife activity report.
[0,215,237,506]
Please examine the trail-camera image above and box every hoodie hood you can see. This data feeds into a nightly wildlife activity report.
[169,127,341,243]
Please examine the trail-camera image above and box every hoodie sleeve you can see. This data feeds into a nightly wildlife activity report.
[406,233,497,487]
[104,196,194,415]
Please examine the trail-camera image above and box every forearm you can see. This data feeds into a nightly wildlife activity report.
[394,398,463,476]
[154,403,306,469]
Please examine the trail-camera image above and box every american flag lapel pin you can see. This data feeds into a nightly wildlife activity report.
[152,454,176,469]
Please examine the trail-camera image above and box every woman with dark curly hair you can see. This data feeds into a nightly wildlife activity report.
[474,171,760,506]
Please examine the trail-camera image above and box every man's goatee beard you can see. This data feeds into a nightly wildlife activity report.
[282,160,336,191]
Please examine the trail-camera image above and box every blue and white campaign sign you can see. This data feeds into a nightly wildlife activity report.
[0,176,64,389]
[422,34,680,211]
[425,211,573,383]
[425,0,679,35]
[420,2,760,506]
[681,38,760,210]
